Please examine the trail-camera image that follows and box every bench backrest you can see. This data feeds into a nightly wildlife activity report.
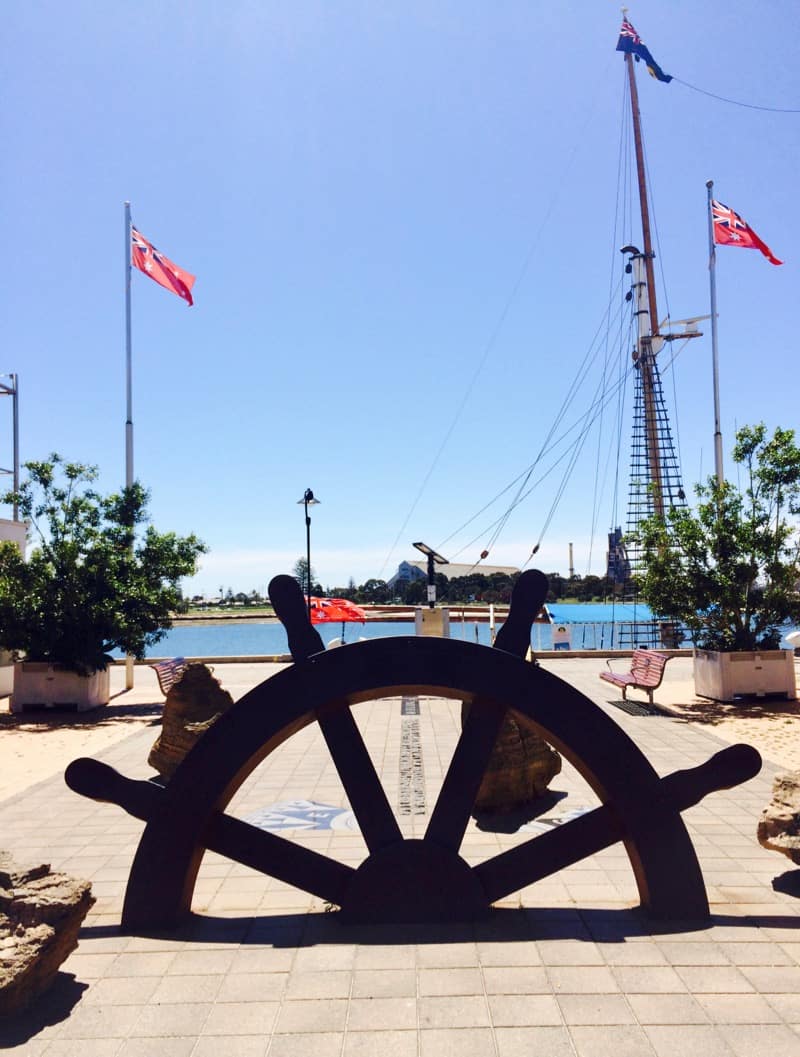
[630,648,668,687]
[150,657,188,695]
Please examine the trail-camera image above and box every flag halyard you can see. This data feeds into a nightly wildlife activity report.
[131,227,196,304]
[711,200,783,266]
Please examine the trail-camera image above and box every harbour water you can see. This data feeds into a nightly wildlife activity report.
[115,601,800,659]
[114,602,657,658]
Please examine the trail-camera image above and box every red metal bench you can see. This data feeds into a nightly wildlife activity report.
[599,648,669,705]
[149,657,188,697]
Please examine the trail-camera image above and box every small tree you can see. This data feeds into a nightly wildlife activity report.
[635,424,800,651]
[292,557,322,596]
[0,455,207,673]
[356,578,390,604]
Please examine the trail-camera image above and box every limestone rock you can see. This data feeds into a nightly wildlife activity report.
[148,663,234,781]
[0,853,94,1017]
[757,771,800,865]
[462,705,562,813]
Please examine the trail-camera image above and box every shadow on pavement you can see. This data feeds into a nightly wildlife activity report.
[77,902,795,949]
[0,973,88,1045]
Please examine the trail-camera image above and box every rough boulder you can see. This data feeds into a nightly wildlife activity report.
[0,851,94,1017]
[757,771,800,865]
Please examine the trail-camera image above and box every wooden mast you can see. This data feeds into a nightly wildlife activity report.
[623,43,665,518]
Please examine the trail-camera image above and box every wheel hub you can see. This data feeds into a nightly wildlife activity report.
[339,838,489,923]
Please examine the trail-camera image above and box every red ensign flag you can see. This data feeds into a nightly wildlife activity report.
[131,227,196,304]
[711,200,782,266]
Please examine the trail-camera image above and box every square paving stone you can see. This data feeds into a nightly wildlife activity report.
[717,1023,800,1057]
[201,1001,280,1036]
[418,968,483,996]
[345,997,418,1032]
[568,1024,657,1057]
[626,992,710,1025]
[548,966,620,993]
[272,998,348,1035]
[420,1028,497,1057]
[481,966,549,994]
[417,995,490,1029]
[696,994,782,1024]
[343,1030,417,1057]
[191,1038,267,1057]
[81,977,161,1006]
[763,993,800,1022]
[354,945,416,969]
[351,969,417,998]
[129,1002,213,1038]
[284,969,352,999]
[117,1040,199,1057]
[675,965,755,992]
[268,1032,344,1057]
[495,1025,576,1056]
[611,965,688,993]
[487,994,562,1026]
[215,972,288,1002]
[739,965,800,992]
[58,1005,146,1040]
[557,994,637,1026]
[149,974,223,1004]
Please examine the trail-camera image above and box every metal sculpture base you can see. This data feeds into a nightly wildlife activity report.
[65,571,762,931]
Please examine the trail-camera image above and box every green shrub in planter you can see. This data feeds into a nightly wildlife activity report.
[0,455,206,675]
[633,424,800,652]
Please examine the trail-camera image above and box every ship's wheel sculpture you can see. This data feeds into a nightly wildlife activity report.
[66,571,760,931]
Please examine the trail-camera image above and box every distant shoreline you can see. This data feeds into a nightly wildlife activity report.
[172,607,512,627]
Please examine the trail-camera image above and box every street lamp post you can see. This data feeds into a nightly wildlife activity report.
[297,489,320,622]
[412,541,448,608]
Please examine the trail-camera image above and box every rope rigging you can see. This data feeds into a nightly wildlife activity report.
[445,62,708,576]
[441,73,642,572]
[436,283,630,561]
[382,56,763,584]
[376,66,613,581]
[673,77,800,114]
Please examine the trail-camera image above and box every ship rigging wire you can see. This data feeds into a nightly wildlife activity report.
[376,67,613,580]
[672,78,800,114]
[434,279,631,556]
[434,65,691,575]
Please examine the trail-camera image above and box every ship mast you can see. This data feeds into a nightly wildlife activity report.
[623,44,665,518]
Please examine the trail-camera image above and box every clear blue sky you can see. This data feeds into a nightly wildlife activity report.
[3,2,798,595]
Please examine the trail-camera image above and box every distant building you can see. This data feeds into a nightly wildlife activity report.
[0,518,26,555]
[606,527,631,583]
[387,560,520,589]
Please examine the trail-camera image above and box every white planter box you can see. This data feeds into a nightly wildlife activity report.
[693,648,797,702]
[0,650,13,698]
[11,662,110,712]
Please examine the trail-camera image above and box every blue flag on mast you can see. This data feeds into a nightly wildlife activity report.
[616,18,672,83]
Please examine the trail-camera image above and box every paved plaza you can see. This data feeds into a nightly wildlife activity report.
[2,656,800,1056]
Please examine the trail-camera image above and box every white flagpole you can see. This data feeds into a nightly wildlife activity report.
[706,180,724,487]
[124,202,134,690]
[125,201,133,489]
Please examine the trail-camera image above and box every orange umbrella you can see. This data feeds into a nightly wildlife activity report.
[308,597,367,642]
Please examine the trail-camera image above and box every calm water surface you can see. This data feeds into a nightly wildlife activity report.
[116,603,799,658]
[118,602,659,657]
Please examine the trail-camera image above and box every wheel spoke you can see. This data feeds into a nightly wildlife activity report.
[474,803,621,903]
[66,758,354,906]
[208,813,353,905]
[317,705,403,852]
[424,700,506,851]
